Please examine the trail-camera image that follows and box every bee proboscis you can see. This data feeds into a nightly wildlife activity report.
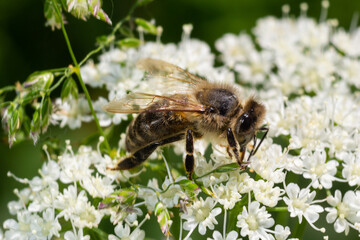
[103,58,268,179]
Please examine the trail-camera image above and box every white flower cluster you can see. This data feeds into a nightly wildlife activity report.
[4,2,360,240]
[2,141,147,240]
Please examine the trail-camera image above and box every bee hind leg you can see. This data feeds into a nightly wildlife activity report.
[111,133,185,171]
[113,143,160,170]
[185,129,195,180]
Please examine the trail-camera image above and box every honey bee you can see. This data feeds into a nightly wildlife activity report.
[103,58,268,179]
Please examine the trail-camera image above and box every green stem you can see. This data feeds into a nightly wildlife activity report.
[267,206,288,212]
[79,45,103,66]
[293,220,307,239]
[52,0,110,152]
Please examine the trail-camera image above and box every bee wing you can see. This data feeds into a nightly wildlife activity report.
[102,92,207,114]
[136,58,207,85]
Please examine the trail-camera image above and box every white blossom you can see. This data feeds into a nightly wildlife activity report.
[207,230,239,240]
[283,183,324,232]
[301,148,339,189]
[325,190,360,235]
[236,201,275,240]
[182,197,222,236]
[64,228,90,240]
[108,222,145,240]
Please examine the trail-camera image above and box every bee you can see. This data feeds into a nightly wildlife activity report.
[103,58,268,179]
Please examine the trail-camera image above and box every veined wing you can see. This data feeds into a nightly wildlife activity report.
[136,58,207,85]
[102,92,207,114]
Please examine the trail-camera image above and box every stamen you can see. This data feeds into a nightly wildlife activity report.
[97,136,104,155]
[320,0,329,22]
[349,12,359,33]
[137,26,144,43]
[282,5,290,18]
[42,144,52,161]
[156,26,163,44]
[7,171,29,184]
[182,24,193,42]
[161,152,174,183]
[300,3,308,18]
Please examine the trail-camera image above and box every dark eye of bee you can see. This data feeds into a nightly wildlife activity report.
[238,112,252,132]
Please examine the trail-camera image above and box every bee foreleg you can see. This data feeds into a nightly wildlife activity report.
[227,128,246,167]
[185,129,195,180]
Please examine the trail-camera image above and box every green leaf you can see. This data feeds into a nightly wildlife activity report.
[40,96,52,130]
[8,105,20,136]
[118,38,141,48]
[30,109,40,132]
[24,72,54,91]
[213,163,240,173]
[119,26,134,38]
[61,77,78,100]
[135,18,157,35]
[200,185,216,197]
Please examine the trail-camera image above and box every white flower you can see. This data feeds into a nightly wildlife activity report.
[54,185,103,228]
[138,179,158,211]
[341,152,360,186]
[81,173,115,198]
[228,172,255,194]
[207,230,239,240]
[28,181,59,212]
[3,210,60,240]
[332,27,360,57]
[40,208,61,238]
[58,145,93,184]
[7,188,31,215]
[64,228,90,240]
[301,149,338,189]
[253,180,283,208]
[283,183,324,232]
[108,222,145,240]
[52,96,92,129]
[215,33,255,68]
[159,176,184,208]
[236,201,275,240]
[325,190,360,235]
[274,225,291,240]
[80,60,103,88]
[213,182,241,210]
[251,142,286,183]
[182,197,222,236]
[195,152,229,187]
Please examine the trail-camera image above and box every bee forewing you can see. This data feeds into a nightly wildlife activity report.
[136,58,206,85]
[102,92,206,114]
[136,58,178,76]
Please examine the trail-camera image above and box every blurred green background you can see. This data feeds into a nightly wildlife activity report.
[1,0,360,239]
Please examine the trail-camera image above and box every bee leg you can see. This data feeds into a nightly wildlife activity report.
[185,129,195,180]
[115,143,160,170]
[246,126,269,162]
[226,146,233,159]
[227,128,246,167]
[113,133,185,170]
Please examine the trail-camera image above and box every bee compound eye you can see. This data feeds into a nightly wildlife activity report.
[239,113,251,132]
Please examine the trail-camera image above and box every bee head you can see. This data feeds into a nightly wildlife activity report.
[234,98,266,146]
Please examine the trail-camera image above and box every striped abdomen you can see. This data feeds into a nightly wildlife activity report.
[125,102,190,153]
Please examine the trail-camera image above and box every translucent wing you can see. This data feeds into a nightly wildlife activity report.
[102,92,207,114]
[136,58,207,85]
